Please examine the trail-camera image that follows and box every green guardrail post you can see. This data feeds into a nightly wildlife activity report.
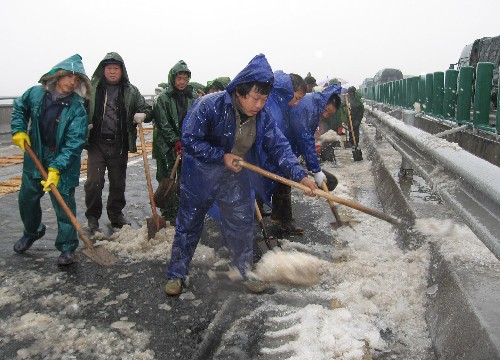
[456,66,474,123]
[419,75,426,109]
[425,73,433,112]
[406,77,413,108]
[473,62,494,129]
[406,78,412,108]
[411,76,419,110]
[444,69,459,119]
[433,71,444,116]
[497,66,500,133]
[402,78,407,108]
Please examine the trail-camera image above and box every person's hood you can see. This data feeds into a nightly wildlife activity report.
[38,54,91,99]
[225,54,274,95]
[91,52,130,84]
[167,60,191,87]
[213,76,231,89]
[270,70,293,104]
[312,83,342,110]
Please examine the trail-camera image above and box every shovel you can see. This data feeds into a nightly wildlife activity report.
[154,154,181,209]
[343,94,363,161]
[321,181,352,229]
[254,200,281,253]
[138,123,167,239]
[235,160,402,227]
[25,143,117,266]
[308,169,338,191]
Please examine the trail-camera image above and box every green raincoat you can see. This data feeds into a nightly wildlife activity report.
[11,54,91,251]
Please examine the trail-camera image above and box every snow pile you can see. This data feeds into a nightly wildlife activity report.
[0,269,154,359]
[414,217,499,266]
[95,224,217,265]
[258,149,433,359]
[262,304,382,359]
[320,129,342,144]
[253,249,324,286]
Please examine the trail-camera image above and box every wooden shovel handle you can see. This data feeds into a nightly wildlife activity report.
[24,142,94,248]
[254,199,263,222]
[343,93,357,146]
[236,160,401,226]
[138,123,157,214]
[170,154,182,180]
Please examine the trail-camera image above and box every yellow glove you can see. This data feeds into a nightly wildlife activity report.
[41,167,60,192]
[12,132,31,152]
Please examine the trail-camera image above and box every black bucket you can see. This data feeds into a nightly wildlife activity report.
[320,142,336,162]
[352,147,363,162]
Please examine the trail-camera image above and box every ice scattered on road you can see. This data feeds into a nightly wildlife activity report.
[254,250,323,286]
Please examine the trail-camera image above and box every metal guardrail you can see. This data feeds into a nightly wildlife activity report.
[366,105,500,260]
[361,63,500,134]
[0,95,155,134]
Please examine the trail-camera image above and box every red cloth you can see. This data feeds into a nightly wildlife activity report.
[174,141,182,155]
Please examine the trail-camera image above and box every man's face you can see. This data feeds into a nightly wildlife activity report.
[55,74,81,95]
[175,73,190,91]
[104,64,122,85]
[321,103,337,119]
[288,90,305,107]
[236,85,268,117]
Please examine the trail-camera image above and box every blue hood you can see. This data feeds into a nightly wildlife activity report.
[225,54,274,95]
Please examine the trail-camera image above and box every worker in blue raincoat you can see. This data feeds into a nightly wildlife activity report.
[284,84,342,184]
[164,54,318,296]
[259,70,308,234]
[11,54,91,266]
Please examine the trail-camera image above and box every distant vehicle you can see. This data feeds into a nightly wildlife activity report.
[359,77,374,90]
[453,35,499,109]
[373,68,403,85]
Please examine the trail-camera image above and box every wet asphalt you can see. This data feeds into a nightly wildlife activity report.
[0,129,348,360]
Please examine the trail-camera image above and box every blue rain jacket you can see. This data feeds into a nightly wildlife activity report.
[167,54,307,280]
[285,84,342,174]
[259,70,295,202]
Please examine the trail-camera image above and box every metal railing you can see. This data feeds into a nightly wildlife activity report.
[361,63,500,135]
[0,95,155,134]
[366,106,500,260]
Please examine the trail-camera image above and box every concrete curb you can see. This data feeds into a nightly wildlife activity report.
[361,118,500,359]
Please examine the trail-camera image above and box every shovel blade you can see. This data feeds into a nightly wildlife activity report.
[146,215,167,239]
[154,179,177,209]
[256,236,281,253]
[80,245,118,266]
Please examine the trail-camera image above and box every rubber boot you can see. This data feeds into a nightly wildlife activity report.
[270,184,304,235]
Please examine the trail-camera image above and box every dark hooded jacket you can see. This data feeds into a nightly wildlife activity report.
[286,84,342,173]
[11,54,91,191]
[87,52,151,153]
[152,60,199,172]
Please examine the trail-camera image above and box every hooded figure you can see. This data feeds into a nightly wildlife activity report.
[152,60,199,224]
[11,54,91,265]
[260,71,310,234]
[164,54,317,296]
[286,84,342,174]
[84,52,151,230]
[86,52,151,153]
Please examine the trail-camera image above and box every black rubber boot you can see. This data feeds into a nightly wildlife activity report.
[13,235,38,254]
[13,225,46,254]
[57,251,76,266]
[270,184,304,235]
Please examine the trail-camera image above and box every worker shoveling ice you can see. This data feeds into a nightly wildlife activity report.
[253,249,324,286]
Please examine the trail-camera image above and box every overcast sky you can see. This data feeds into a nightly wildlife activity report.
[1,0,499,96]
